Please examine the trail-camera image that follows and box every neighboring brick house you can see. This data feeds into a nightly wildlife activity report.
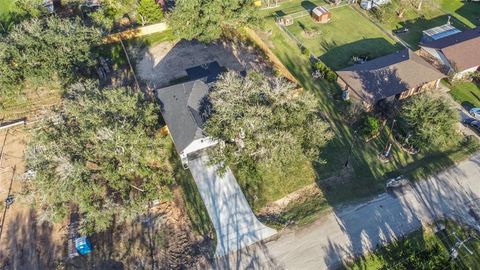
[420,27,480,79]
[337,49,446,110]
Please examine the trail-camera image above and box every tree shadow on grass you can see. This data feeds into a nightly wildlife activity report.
[318,38,403,70]
[454,3,480,27]
[167,143,215,240]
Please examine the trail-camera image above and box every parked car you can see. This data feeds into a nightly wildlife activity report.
[463,118,480,134]
[386,176,410,189]
[469,108,480,120]
[393,28,409,35]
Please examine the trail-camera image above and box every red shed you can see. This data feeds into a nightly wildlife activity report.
[311,6,331,23]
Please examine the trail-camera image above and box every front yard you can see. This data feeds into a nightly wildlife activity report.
[448,81,480,109]
[251,0,479,221]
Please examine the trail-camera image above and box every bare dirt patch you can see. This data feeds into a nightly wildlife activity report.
[0,127,212,269]
[136,39,271,89]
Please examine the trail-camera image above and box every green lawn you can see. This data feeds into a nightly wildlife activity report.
[0,0,15,27]
[282,5,403,69]
[449,81,480,109]
[440,0,480,28]
[356,0,469,49]
[252,0,479,223]
[166,139,215,242]
[345,221,480,270]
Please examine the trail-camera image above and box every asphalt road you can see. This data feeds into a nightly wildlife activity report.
[214,153,480,269]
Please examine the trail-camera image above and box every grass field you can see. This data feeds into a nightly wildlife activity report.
[356,0,470,49]
[0,0,15,26]
[253,0,479,220]
[449,81,480,109]
[345,221,480,269]
[283,5,403,69]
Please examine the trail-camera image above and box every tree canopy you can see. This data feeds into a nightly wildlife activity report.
[204,71,333,171]
[26,81,173,233]
[137,0,164,26]
[399,92,460,150]
[169,0,260,42]
[0,17,101,100]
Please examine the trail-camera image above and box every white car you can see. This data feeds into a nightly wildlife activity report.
[470,108,480,120]
[386,176,410,189]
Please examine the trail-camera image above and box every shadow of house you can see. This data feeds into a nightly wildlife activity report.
[395,14,469,49]
[301,0,317,11]
[454,3,480,27]
[337,49,445,110]
[318,38,403,70]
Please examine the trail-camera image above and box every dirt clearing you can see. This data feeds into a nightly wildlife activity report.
[136,39,271,89]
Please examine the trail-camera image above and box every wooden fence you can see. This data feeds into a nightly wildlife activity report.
[244,27,298,84]
[103,22,169,44]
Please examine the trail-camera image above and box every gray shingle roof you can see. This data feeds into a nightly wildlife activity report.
[337,49,445,104]
[156,80,210,154]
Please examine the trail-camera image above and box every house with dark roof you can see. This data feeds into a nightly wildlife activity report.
[337,49,446,110]
[156,62,222,167]
[420,27,480,78]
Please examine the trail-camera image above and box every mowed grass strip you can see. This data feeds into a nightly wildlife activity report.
[284,5,403,69]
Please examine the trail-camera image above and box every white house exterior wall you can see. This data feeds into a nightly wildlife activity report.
[454,65,480,79]
[180,137,219,166]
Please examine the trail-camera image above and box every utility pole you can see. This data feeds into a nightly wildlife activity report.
[119,39,141,92]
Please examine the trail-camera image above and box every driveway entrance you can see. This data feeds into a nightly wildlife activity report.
[188,154,277,257]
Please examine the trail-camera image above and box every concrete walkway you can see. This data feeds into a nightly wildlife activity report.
[188,154,277,258]
[214,153,480,269]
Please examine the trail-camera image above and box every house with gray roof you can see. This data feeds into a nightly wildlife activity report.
[156,63,223,167]
[337,49,445,110]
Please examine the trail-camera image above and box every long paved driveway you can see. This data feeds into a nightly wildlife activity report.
[188,154,277,258]
[214,153,480,269]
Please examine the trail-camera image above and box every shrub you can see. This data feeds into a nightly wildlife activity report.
[360,116,380,139]
[326,70,337,82]
[313,61,337,82]
[301,46,310,56]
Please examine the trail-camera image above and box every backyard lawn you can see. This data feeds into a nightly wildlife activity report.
[283,5,403,69]
[440,0,480,28]
[252,0,479,220]
[345,221,480,270]
[449,81,480,109]
[356,1,469,49]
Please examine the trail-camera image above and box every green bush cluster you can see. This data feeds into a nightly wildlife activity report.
[360,115,380,139]
[301,46,310,56]
[313,61,338,83]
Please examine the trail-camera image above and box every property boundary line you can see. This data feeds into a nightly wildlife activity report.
[244,27,299,83]
[349,5,412,49]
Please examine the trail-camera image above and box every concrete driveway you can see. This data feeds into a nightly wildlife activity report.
[188,154,277,258]
[213,153,480,269]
